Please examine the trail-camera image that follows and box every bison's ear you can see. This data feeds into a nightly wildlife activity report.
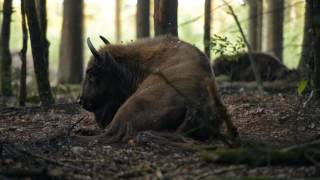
[101,51,128,75]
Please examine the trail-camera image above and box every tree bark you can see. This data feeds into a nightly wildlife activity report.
[35,0,49,73]
[19,0,28,106]
[248,0,263,52]
[136,0,150,38]
[311,0,320,99]
[298,2,312,78]
[0,0,13,96]
[204,0,212,58]
[115,0,122,42]
[58,0,84,84]
[24,0,54,105]
[154,0,178,36]
[266,0,284,61]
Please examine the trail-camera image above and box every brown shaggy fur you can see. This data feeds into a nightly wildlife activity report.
[213,52,299,82]
[79,35,238,144]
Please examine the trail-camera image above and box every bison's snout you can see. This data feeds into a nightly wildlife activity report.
[78,96,94,111]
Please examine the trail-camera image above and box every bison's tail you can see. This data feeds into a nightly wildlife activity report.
[206,78,240,146]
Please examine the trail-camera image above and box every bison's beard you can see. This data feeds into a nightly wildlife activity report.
[93,103,120,129]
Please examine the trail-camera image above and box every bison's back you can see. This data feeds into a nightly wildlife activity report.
[139,38,213,103]
[213,52,297,81]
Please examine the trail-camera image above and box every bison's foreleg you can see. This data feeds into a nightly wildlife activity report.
[175,106,197,134]
[207,78,238,137]
[69,119,135,145]
[92,119,136,144]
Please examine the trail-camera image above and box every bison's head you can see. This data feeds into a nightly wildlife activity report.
[79,37,130,128]
[212,58,233,77]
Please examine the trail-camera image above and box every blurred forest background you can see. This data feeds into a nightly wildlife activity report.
[1,0,304,84]
[0,0,316,106]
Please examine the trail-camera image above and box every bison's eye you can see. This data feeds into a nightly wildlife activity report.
[88,75,96,83]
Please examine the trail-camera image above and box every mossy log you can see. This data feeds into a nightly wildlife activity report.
[201,147,320,166]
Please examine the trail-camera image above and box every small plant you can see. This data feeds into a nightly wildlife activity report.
[297,79,308,95]
[209,34,246,58]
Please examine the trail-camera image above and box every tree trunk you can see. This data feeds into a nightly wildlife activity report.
[115,0,122,42]
[298,2,312,78]
[24,0,54,105]
[19,0,28,106]
[311,0,320,99]
[0,0,13,96]
[204,0,212,58]
[136,0,150,38]
[154,0,178,36]
[58,0,84,84]
[248,0,263,52]
[266,0,284,61]
[35,0,49,73]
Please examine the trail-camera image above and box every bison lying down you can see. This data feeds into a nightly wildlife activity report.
[78,35,238,144]
[213,52,299,82]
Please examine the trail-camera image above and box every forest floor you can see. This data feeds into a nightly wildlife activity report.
[0,81,320,179]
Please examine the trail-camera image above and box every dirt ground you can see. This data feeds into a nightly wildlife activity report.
[0,82,320,179]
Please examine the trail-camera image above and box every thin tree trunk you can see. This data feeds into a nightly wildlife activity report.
[115,0,122,42]
[19,0,28,106]
[136,0,150,38]
[266,0,284,61]
[204,0,212,58]
[311,0,320,99]
[35,0,49,74]
[24,0,54,105]
[58,0,84,84]
[0,0,13,96]
[223,0,264,92]
[248,0,263,52]
[298,2,312,78]
[154,0,178,36]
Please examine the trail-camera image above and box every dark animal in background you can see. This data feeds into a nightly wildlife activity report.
[213,52,299,82]
[78,35,238,143]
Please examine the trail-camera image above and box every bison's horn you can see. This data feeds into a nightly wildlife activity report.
[87,37,102,60]
[99,35,110,44]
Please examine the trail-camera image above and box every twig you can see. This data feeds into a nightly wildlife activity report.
[304,152,320,168]
[179,1,231,26]
[281,139,320,152]
[303,90,314,108]
[195,166,246,179]
[66,115,87,136]
[218,1,304,34]
[222,0,264,92]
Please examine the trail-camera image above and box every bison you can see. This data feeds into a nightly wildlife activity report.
[213,52,299,82]
[78,35,238,144]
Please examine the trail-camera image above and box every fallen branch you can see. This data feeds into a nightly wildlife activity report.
[200,146,320,166]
